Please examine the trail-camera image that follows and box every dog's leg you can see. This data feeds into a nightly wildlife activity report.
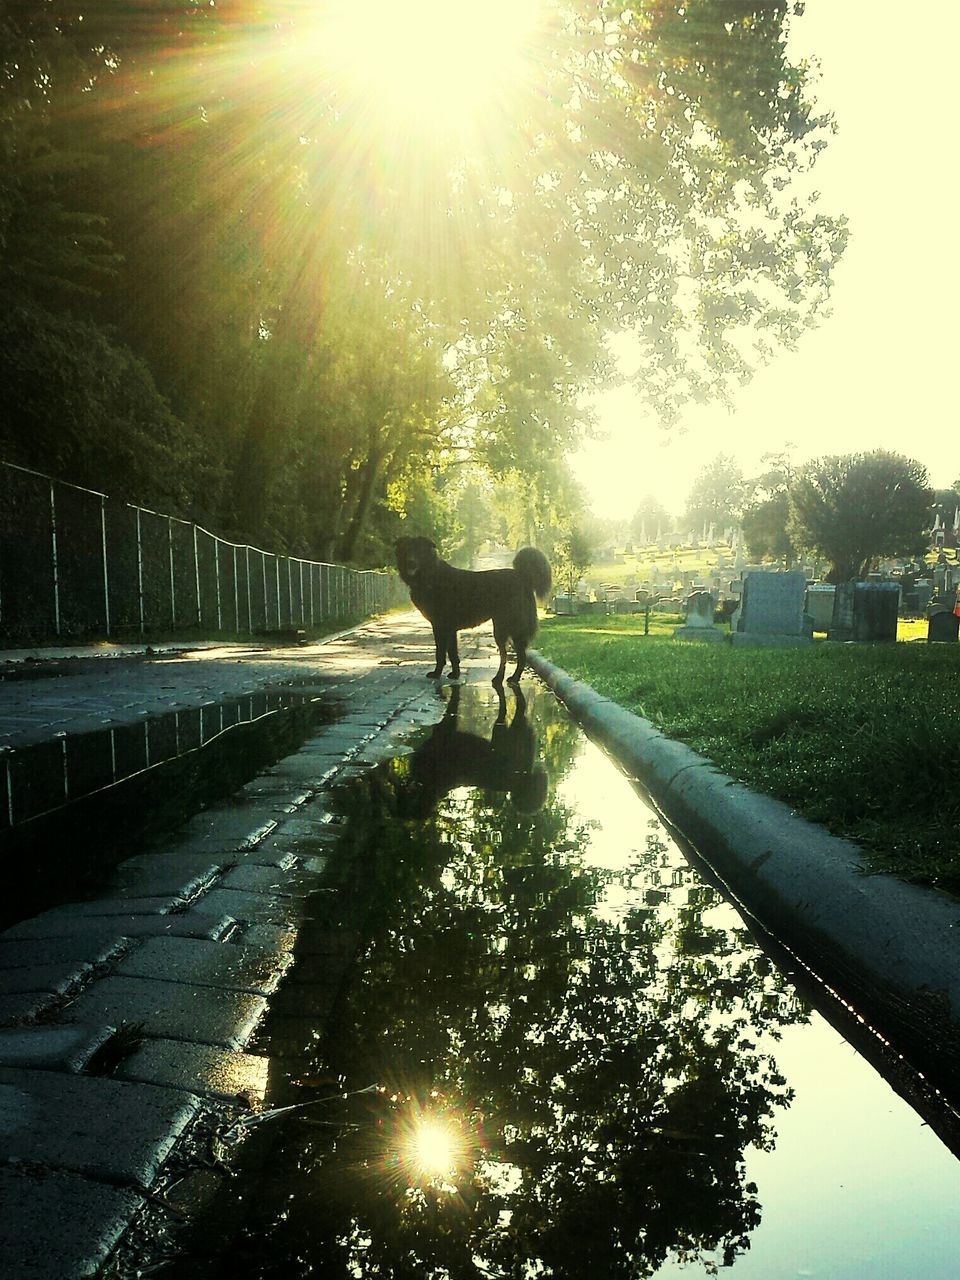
[508,640,526,684]
[427,624,444,679]
[447,630,462,681]
[492,622,508,686]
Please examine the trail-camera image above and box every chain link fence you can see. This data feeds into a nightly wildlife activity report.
[0,461,408,646]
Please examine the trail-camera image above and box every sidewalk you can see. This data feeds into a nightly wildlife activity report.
[0,612,472,1278]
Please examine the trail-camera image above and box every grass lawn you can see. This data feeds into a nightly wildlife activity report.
[534,614,960,894]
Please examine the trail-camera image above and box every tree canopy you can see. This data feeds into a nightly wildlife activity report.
[789,450,933,583]
[682,452,747,534]
[0,2,844,562]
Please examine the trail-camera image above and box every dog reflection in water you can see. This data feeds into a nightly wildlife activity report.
[402,685,548,818]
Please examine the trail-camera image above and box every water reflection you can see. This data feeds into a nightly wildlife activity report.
[402,684,548,818]
[213,682,810,1278]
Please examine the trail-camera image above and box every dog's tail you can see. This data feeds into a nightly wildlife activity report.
[513,547,552,603]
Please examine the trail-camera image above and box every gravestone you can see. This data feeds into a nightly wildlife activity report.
[674,590,723,642]
[829,581,899,642]
[928,610,960,643]
[915,580,932,612]
[732,570,811,647]
[805,583,836,633]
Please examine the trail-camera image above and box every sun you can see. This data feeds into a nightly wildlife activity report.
[314,0,542,132]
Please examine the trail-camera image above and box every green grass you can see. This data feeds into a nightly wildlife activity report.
[535,615,960,894]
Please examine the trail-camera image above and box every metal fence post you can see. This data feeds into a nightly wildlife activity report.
[136,507,145,637]
[100,495,111,637]
[168,517,176,628]
[245,546,252,634]
[192,524,201,631]
[233,545,239,636]
[49,482,61,637]
[214,538,222,632]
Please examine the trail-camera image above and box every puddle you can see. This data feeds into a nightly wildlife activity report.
[160,683,960,1277]
[0,685,336,927]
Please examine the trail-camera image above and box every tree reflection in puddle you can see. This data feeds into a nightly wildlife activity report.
[230,682,808,1278]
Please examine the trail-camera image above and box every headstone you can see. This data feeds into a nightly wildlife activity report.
[915,580,932,612]
[927,610,960,643]
[553,594,576,616]
[829,581,899,642]
[674,590,723,642]
[805,583,836,633]
[732,570,811,646]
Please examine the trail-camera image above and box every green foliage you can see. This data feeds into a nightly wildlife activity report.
[629,494,672,543]
[555,527,596,596]
[789,450,933,582]
[741,490,796,564]
[682,452,747,532]
[0,302,202,509]
[0,2,844,563]
[535,616,960,891]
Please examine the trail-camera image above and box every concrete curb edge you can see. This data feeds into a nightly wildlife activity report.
[528,648,960,1086]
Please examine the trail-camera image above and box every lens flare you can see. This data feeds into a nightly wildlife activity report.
[395,1107,470,1186]
[410,1118,460,1177]
[313,0,542,133]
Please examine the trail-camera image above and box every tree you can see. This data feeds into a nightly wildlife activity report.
[555,528,595,596]
[789,451,933,583]
[741,492,796,564]
[2,3,845,562]
[740,448,797,563]
[630,495,672,545]
[682,454,747,535]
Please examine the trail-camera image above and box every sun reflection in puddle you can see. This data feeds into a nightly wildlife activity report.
[389,1099,473,1193]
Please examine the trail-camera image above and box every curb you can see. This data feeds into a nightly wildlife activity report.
[528,649,960,1094]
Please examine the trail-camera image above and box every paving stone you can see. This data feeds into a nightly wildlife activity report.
[40,895,185,917]
[254,817,344,861]
[0,1166,143,1278]
[222,844,301,870]
[0,1066,200,1188]
[116,936,291,996]
[117,1039,270,1102]
[0,935,128,972]
[218,863,324,898]
[171,810,280,853]
[0,991,57,1024]
[0,960,93,996]
[2,909,234,943]
[0,1022,114,1071]
[108,854,223,899]
[242,923,298,953]
[268,752,361,782]
[194,887,304,927]
[63,974,267,1049]
[236,777,317,803]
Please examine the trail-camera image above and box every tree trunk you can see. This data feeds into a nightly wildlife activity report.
[338,445,384,562]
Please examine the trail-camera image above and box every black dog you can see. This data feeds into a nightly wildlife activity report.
[395,537,552,684]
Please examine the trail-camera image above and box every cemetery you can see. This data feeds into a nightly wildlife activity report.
[550,531,960,648]
[536,527,960,896]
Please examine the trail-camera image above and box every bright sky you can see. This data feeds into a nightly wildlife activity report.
[576,0,959,521]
